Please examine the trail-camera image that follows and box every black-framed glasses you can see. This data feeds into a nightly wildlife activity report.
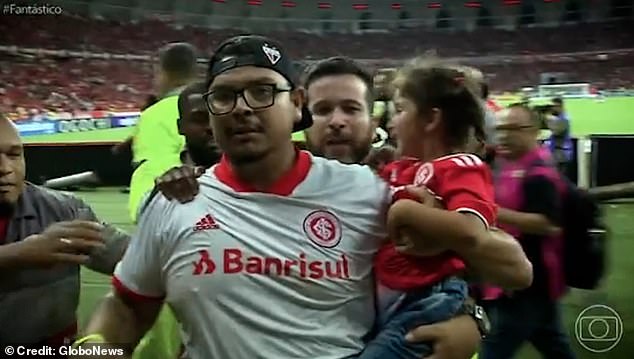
[202,84,292,116]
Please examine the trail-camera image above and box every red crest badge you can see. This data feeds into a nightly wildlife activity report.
[303,210,342,248]
[414,163,434,186]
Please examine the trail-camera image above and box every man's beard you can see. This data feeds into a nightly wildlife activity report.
[0,201,16,217]
[187,143,222,168]
[308,139,373,165]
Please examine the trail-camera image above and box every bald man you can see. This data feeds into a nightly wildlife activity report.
[0,114,128,346]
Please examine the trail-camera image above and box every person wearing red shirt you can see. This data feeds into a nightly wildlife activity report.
[359,60,499,359]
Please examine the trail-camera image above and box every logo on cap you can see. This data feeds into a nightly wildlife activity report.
[262,43,281,65]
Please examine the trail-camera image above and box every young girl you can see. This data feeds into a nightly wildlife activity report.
[359,59,497,358]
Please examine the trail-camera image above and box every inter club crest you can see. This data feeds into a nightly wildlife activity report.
[303,210,342,248]
[414,163,434,186]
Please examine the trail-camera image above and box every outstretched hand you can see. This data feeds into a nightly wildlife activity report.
[14,220,106,267]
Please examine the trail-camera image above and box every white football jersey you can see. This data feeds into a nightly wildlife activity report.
[114,151,391,359]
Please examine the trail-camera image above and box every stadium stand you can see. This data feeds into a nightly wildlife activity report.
[1,12,632,120]
[1,15,632,58]
[1,56,151,118]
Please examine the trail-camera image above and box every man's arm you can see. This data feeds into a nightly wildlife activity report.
[78,194,169,356]
[80,290,163,355]
[497,208,560,236]
[69,198,129,274]
[497,176,561,236]
[456,228,533,289]
[588,181,634,201]
[463,175,561,288]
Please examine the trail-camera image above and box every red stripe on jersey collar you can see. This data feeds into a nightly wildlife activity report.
[214,149,311,196]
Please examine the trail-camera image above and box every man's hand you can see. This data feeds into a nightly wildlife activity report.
[13,220,105,267]
[155,165,205,203]
[406,315,481,359]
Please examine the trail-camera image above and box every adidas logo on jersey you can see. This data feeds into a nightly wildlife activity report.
[450,154,483,167]
[193,214,220,232]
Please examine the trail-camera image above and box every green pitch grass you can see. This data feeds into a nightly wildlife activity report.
[20,97,634,145]
[75,188,634,359]
[494,96,634,136]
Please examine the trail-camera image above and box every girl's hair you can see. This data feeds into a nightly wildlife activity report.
[392,57,485,149]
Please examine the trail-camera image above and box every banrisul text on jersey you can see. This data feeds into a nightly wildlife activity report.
[192,248,351,279]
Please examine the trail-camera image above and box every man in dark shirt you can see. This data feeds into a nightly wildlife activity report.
[0,115,129,347]
[482,104,575,359]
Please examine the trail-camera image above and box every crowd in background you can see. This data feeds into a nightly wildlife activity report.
[0,57,151,117]
[3,54,633,120]
[1,15,633,120]
[1,15,632,58]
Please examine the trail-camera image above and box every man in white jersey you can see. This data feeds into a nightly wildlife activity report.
[77,37,529,359]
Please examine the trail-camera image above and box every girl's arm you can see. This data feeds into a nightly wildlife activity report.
[388,199,487,253]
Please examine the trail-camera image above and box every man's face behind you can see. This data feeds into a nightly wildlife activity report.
[181,109,221,167]
[495,107,538,159]
[305,74,375,164]
[0,122,25,215]
[207,66,300,164]
[373,69,395,99]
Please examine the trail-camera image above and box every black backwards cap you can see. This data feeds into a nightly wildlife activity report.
[206,35,313,132]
